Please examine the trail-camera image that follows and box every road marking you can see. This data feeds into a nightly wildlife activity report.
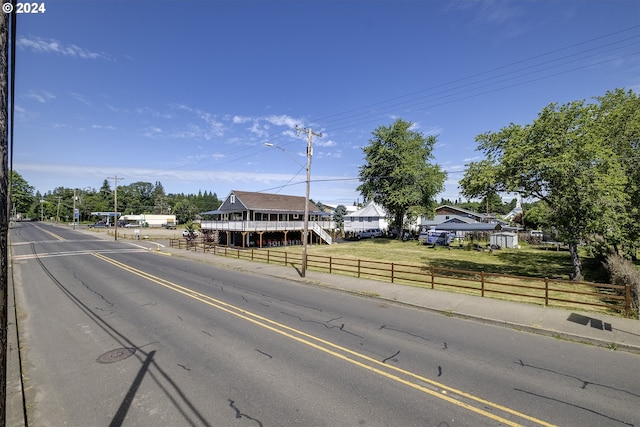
[13,248,147,261]
[93,252,556,427]
[34,225,65,241]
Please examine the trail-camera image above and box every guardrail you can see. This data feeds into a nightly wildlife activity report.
[169,238,633,318]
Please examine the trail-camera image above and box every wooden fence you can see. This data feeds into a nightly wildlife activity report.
[170,239,633,318]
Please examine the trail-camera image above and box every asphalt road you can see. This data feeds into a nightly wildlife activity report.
[9,222,640,426]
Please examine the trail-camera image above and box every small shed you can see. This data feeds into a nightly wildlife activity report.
[490,232,518,249]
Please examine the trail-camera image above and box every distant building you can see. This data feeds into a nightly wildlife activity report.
[343,201,389,235]
[503,194,523,221]
[119,214,176,228]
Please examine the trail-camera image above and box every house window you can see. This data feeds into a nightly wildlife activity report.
[230,194,236,204]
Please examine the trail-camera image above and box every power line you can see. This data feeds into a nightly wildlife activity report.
[140,25,640,193]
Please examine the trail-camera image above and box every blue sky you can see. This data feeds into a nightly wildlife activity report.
[13,0,640,206]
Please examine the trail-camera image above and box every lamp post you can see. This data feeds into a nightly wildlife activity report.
[72,189,77,230]
[107,176,123,241]
[264,141,311,276]
[265,127,321,278]
[302,137,311,277]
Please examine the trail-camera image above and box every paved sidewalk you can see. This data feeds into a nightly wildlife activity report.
[159,243,640,355]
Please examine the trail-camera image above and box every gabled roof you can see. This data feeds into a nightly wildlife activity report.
[436,205,490,220]
[345,201,387,218]
[203,190,321,215]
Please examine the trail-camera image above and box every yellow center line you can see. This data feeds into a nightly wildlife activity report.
[34,225,66,241]
[93,252,555,427]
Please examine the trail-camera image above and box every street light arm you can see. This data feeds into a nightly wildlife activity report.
[264,142,305,168]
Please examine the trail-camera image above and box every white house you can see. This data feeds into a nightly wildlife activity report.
[343,202,389,234]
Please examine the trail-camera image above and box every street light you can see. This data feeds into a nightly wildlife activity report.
[264,131,322,277]
[264,142,305,167]
[264,141,312,277]
[73,189,78,230]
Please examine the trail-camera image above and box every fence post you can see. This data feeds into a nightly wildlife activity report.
[430,266,435,289]
[358,259,361,278]
[544,277,549,306]
[329,256,332,274]
[285,251,288,267]
[391,263,395,284]
[481,271,485,297]
[625,284,631,319]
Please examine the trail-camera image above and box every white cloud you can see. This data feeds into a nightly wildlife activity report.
[135,106,173,118]
[232,115,251,124]
[17,36,112,60]
[142,127,163,138]
[70,92,91,106]
[264,114,303,129]
[172,104,226,139]
[316,139,336,148]
[25,90,55,103]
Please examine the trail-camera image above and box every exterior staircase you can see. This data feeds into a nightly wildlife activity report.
[312,222,332,244]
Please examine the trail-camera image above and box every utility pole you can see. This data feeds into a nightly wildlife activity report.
[296,126,322,278]
[1,5,13,422]
[56,196,61,223]
[107,176,123,241]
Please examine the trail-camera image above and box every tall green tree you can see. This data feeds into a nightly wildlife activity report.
[358,119,446,236]
[333,204,347,234]
[152,181,169,214]
[460,91,631,281]
[9,171,34,214]
[591,89,640,259]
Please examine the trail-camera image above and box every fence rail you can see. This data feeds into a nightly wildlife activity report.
[170,238,633,318]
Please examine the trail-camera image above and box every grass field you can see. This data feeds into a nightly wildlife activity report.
[304,238,598,282]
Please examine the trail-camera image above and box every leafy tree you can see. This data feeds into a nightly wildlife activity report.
[333,204,347,233]
[460,92,631,281]
[173,199,198,224]
[98,179,112,208]
[479,191,503,214]
[358,119,446,237]
[522,201,552,230]
[152,181,170,214]
[10,171,35,214]
[592,89,640,259]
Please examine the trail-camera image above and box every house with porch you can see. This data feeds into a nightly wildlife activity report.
[200,190,334,248]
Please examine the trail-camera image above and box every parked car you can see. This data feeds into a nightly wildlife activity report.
[88,222,109,228]
[124,223,140,228]
[182,230,200,238]
[356,229,383,239]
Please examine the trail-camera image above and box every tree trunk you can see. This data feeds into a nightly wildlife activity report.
[568,243,583,282]
[395,211,404,240]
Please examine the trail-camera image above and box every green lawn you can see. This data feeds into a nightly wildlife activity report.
[301,238,603,282]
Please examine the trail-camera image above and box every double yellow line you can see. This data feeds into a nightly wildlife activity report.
[93,252,554,427]
[35,225,65,241]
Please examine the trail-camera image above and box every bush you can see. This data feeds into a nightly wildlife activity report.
[603,254,640,313]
